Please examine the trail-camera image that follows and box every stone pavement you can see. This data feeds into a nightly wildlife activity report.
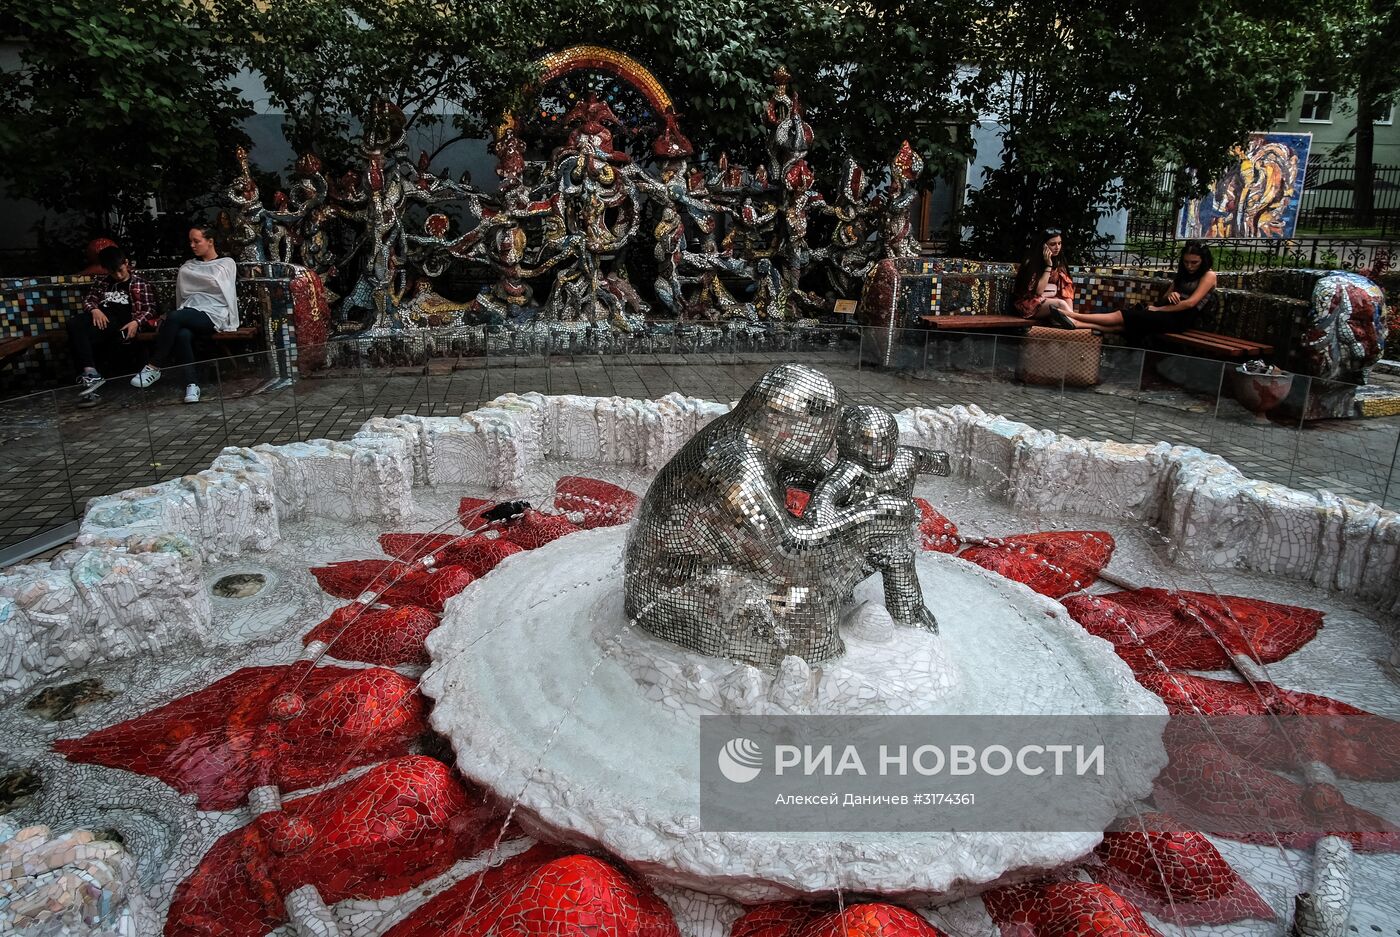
[2,348,1398,554]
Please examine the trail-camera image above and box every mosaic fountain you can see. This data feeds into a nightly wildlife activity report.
[0,363,1398,936]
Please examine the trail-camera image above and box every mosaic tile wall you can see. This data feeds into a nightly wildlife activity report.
[1071,273,1167,315]
[0,275,96,384]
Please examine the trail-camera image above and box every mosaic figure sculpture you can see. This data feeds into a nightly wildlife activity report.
[223,146,268,263]
[1305,272,1389,383]
[876,141,923,260]
[206,49,931,338]
[623,364,916,667]
[821,159,878,296]
[808,405,950,632]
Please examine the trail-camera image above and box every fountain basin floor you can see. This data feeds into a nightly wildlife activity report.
[422,525,1168,903]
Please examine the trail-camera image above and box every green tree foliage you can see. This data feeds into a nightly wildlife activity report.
[531,0,990,181]
[1301,0,1400,225]
[961,0,1332,261]
[0,0,251,234]
[220,0,543,170]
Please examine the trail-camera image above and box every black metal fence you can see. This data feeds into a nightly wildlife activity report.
[1128,161,1400,241]
[1091,236,1397,275]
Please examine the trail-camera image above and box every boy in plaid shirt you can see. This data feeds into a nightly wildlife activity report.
[70,245,154,398]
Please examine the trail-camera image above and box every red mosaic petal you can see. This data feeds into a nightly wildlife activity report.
[959,530,1114,598]
[418,565,477,611]
[460,497,494,530]
[785,488,811,518]
[1088,812,1274,924]
[379,532,461,562]
[734,902,947,937]
[554,475,641,528]
[500,508,582,550]
[384,844,565,937]
[732,902,827,937]
[385,847,679,937]
[310,559,416,599]
[1153,741,1400,851]
[495,853,681,937]
[913,498,960,553]
[309,560,474,612]
[304,603,439,666]
[796,904,949,937]
[1139,671,1400,781]
[167,756,497,936]
[982,881,1164,936]
[55,665,424,810]
[437,535,526,577]
[1062,590,1322,673]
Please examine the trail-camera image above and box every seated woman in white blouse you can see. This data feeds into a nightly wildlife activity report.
[130,225,239,404]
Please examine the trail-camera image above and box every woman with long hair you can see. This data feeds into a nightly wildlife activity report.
[130,225,239,404]
[1064,242,1218,340]
[1012,229,1076,326]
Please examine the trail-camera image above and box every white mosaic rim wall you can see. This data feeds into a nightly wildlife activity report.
[1,391,1397,700]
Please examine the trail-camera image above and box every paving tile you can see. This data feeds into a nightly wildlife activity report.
[2,356,1398,551]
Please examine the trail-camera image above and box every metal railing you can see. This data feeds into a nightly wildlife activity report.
[2,328,1396,563]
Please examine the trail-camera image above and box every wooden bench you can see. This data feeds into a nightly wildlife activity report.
[1158,330,1273,360]
[920,314,1030,331]
[133,326,261,344]
[0,335,42,361]
[0,330,65,362]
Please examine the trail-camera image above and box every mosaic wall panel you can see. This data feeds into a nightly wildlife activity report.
[0,275,96,384]
[1072,274,1167,315]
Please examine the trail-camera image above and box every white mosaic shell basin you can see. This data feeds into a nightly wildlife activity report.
[422,525,1168,903]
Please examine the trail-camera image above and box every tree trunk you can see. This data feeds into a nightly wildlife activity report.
[1354,80,1376,228]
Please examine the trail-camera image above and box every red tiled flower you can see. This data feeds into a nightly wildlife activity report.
[440,535,527,577]
[309,559,475,612]
[379,532,461,562]
[303,603,439,667]
[55,665,425,811]
[1140,671,1400,782]
[734,902,948,937]
[1153,741,1400,851]
[499,508,582,550]
[959,530,1115,598]
[982,881,1164,936]
[1062,590,1323,673]
[555,476,640,528]
[380,530,527,578]
[1088,812,1274,924]
[385,846,680,937]
[166,757,497,936]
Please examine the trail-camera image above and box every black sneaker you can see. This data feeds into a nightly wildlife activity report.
[76,392,102,409]
[78,372,106,394]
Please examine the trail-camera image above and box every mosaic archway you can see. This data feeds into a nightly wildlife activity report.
[523,45,675,154]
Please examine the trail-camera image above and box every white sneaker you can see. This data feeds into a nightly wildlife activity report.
[131,365,161,388]
[183,384,201,404]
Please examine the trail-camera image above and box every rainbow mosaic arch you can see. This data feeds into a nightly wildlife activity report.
[534,45,673,114]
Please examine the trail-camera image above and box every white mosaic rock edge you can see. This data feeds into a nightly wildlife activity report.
[2,390,1396,702]
[0,819,157,937]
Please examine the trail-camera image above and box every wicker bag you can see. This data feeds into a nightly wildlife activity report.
[1020,326,1102,387]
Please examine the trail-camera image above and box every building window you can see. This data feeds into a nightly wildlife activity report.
[1376,101,1394,126]
[1299,90,1333,123]
[1274,100,1290,123]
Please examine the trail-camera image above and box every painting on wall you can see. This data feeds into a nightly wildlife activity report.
[1178,132,1312,239]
